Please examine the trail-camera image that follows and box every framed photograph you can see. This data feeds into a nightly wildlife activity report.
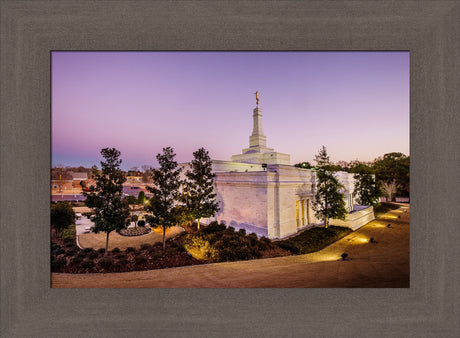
[1,1,459,336]
[50,50,410,288]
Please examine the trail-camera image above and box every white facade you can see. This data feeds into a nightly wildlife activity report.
[183,103,374,239]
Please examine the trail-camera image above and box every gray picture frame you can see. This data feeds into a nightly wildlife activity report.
[1,1,459,337]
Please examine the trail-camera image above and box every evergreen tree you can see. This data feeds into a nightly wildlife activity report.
[312,146,347,227]
[83,148,130,253]
[137,190,145,204]
[51,201,75,236]
[352,164,380,206]
[145,147,182,250]
[182,147,219,230]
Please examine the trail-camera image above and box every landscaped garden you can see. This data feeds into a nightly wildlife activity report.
[276,226,352,254]
[51,220,359,274]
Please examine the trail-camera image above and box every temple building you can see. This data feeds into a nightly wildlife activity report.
[182,95,375,239]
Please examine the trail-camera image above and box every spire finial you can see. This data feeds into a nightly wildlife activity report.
[254,91,259,106]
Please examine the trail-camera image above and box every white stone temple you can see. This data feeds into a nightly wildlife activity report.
[181,97,375,239]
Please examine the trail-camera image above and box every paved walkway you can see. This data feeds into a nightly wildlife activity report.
[52,205,409,288]
[77,226,185,250]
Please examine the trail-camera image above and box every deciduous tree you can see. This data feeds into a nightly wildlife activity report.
[381,179,398,202]
[83,148,130,253]
[373,152,409,196]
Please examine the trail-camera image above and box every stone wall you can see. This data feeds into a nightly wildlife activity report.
[215,171,271,237]
[330,205,375,230]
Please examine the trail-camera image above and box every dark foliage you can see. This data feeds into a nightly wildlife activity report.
[98,256,114,269]
[80,258,95,269]
[51,256,67,270]
[183,222,275,263]
[134,254,148,265]
[70,256,83,266]
[83,148,130,252]
[277,226,352,254]
[51,201,75,234]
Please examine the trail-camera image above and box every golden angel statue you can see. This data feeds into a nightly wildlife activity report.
[254,91,259,105]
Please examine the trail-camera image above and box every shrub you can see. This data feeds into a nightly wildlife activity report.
[87,251,99,259]
[82,247,94,254]
[64,241,76,248]
[70,256,83,266]
[63,237,74,244]
[183,234,217,261]
[80,258,95,269]
[226,226,235,233]
[65,247,78,256]
[114,252,127,260]
[140,243,152,250]
[111,247,121,254]
[61,225,76,241]
[277,241,301,254]
[137,220,146,227]
[134,254,148,265]
[52,248,65,256]
[201,222,226,234]
[51,256,67,270]
[238,228,246,236]
[51,201,75,234]
[51,242,61,251]
[124,195,138,205]
[212,234,255,262]
[125,247,136,253]
[97,248,106,255]
[77,251,87,258]
[276,226,352,254]
[98,256,114,269]
[115,258,129,268]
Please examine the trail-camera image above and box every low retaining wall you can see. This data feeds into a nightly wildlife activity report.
[331,205,375,231]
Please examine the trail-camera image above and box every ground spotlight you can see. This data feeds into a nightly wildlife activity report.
[341,253,348,261]
[387,224,391,228]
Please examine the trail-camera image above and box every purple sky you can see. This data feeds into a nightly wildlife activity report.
[52,51,409,170]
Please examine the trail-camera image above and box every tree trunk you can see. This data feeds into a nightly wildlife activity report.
[197,219,200,231]
[105,232,110,255]
[162,227,166,250]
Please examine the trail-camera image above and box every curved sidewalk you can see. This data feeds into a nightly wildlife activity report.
[52,205,410,288]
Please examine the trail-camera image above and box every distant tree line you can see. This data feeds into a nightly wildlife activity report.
[295,151,410,199]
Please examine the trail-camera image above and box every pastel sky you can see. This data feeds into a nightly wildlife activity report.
[52,51,409,170]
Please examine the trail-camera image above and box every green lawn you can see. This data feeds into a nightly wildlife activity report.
[276,226,352,255]
[373,202,401,218]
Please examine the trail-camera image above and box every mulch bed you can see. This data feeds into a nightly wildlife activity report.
[51,231,293,274]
